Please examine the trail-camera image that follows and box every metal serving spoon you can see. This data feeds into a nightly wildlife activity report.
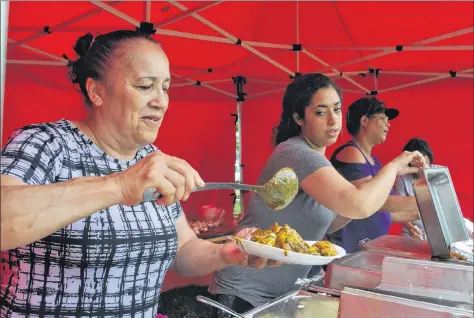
[143,167,299,211]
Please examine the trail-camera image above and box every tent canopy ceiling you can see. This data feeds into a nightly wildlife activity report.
[5,1,473,102]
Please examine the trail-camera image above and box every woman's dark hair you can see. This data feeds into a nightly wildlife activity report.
[67,30,158,104]
[275,73,342,144]
[403,138,434,165]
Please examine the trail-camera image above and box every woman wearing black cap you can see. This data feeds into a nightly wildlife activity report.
[327,97,422,253]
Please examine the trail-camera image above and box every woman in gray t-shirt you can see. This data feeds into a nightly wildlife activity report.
[395,138,437,240]
[209,73,428,315]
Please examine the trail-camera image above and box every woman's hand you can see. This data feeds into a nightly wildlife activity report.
[220,227,282,269]
[391,151,428,176]
[403,222,423,240]
[111,151,205,206]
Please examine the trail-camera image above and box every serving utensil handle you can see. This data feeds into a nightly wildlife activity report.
[143,183,259,202]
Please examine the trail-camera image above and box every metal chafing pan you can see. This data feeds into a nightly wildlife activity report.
[413,166,470,259]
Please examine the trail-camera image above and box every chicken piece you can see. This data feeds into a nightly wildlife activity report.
[312,241,338,256]
[306,243,321,256]
[250,229,277,247]
[270,222,282,233]
[275,224,308,254]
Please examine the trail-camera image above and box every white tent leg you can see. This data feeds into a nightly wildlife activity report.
[169,1,296,77]
[296,0,300,73]
[302,49,371,94]
[379,68,473,93]
[1,0,8,145]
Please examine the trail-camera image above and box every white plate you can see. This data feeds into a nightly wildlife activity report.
[228,237,346,266]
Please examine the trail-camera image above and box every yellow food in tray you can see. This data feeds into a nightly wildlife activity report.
[250,222,338,257]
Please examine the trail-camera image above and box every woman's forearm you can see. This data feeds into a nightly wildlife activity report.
[391,210,420,223]
[1,175,122,250]
[174,238,227,276]
[382,195,418,213]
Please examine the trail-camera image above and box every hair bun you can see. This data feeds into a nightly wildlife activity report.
[73,33,94,57]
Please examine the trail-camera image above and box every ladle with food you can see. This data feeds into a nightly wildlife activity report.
[143,167,299,211]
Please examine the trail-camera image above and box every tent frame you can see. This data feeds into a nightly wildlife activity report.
[5,0,473,101]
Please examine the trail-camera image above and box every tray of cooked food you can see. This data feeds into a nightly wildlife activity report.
[229,223,346,265]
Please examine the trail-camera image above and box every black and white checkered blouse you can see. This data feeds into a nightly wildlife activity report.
[0,119,182,318]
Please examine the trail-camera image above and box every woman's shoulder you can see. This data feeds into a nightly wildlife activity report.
[332,144,366,164]
[4,119,72,148]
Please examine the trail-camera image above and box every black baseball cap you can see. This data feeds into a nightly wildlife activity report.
[346,97,399,135]
[347,97,399,121]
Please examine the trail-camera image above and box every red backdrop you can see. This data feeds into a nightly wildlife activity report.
[3,1,473,230]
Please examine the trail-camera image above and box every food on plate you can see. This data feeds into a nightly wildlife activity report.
[250,222,338,257]
[250,228,277,246]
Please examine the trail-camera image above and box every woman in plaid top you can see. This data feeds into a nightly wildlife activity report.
[0,30,270,318]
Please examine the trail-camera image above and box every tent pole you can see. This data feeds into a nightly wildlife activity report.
[317,27,473,73]
[9,2,124,49]
[303,45,473,51]
[302,49,371,94]
[171,72,235,98]
[379,68,474,93]
[90,1,140,27]
[145,0,151,22]
[296,0,300,73]
[169,1,295,77]
[7,39,66,62]
[375,70,474,78]
[249,86,365,100]
[1,0,9,145]
[7,59,67,66]
[155,1,222,28]
[232,76,246,216]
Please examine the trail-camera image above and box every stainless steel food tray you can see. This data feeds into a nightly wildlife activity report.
[413,166,469,258]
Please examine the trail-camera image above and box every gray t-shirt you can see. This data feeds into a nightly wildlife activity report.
[395,174,426,239]
[209,136,336,307]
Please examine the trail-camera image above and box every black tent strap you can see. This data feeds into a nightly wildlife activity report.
[235,38,242,45]
[366,90,378,96]
[396,45,403,52]
[289,72,303,79]
[136,22,156,36]
[369,68,381,78]
[449,70,457,77]
[233,76,247,101]
[208,68,213,73]
[291,44,302,51]
[230,113,238,124]
[195,80,201,86]
[43,26,52,34]
[62,54,72,66]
